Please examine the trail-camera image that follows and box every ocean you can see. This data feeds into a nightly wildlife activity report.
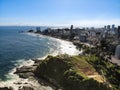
[0,26,60,81]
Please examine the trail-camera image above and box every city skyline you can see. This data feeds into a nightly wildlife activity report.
[0,0,120,27]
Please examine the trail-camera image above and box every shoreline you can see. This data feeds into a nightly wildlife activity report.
[0,33,81,90]
[26,32,80,56]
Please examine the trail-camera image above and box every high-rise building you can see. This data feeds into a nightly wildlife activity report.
[70,25,73,34]
[70,25,73,30]
[36,27,41,33]
[117,26,120,38]
[112,24,115,31]
[107,25,110,30]
[36,27,41,31]
[69,25,74,40]
[104,26,107,30]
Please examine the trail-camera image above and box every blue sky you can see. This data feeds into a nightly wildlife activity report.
[0,0,120,27]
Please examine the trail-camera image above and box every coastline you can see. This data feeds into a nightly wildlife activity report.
[0,32,80,90]
[26,32,80,56]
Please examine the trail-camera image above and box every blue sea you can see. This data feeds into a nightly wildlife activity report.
[0,26,59,81]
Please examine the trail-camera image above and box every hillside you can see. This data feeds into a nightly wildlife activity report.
[34,55,112,90]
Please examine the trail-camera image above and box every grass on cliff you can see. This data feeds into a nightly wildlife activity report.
[73,42,120,90]
[86,55,120,90]
[70,56,96,76]
[34,54,111,90]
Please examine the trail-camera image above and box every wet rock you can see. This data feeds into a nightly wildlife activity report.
[19,86,34,90]
[32,63,39,67]
[0,87,13,90]
[33,59,42,65]
[18,72,34,79]
[15,66,34,73]
[24,82,28,84]
[13,82,22,85]
[14,65,35,79]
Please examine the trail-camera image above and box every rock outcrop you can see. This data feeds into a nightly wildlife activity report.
[0,87,13,90]
[18,86,34,90]
[14,66,35,79]
[14,59,42,79]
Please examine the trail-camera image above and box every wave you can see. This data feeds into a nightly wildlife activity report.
[26,33,80,56]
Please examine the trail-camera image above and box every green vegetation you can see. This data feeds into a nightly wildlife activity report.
[34,55,111,90]
[86,55,120,90]
[74,42,120,90]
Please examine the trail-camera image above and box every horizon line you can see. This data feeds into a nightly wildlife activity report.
[0,24,120,28]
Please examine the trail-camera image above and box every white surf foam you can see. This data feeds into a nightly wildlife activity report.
[0,59,54,90]
[26,33,80,55]
[25,33,81,57]
[55,39,80,55]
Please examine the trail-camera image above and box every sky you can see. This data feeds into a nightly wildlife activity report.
[0,0,120,27]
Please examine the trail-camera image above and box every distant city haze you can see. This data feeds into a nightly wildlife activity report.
[0,0,120,27]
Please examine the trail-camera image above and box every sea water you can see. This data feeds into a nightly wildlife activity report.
[0,26,80,84]
[0,26,59,81]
